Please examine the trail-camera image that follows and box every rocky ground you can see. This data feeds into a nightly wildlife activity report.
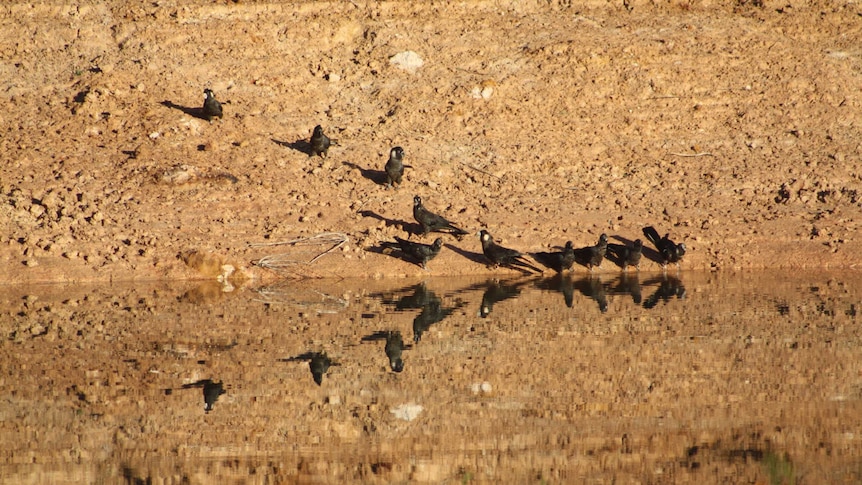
[2,0,861,286]
[2,1,862,482]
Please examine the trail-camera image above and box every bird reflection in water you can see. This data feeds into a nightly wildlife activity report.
[180,379,226,413]
[283,352,340,385]
[383,283,464,342]
[534,274,575,308]
[573,276,609,313]
[362,330,412,372]
[642,274,686,309]
[609,272,643,305]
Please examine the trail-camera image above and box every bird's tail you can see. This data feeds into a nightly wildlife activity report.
[642,226,662,248]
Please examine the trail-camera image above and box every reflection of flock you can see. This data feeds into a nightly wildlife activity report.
[184,275,686,412]
[175,95,689,409]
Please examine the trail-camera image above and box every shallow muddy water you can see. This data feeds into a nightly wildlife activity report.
[2,271,861,483]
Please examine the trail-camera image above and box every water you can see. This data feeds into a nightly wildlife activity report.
[1,271,861,483]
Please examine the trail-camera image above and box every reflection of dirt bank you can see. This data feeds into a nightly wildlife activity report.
[1,272,860,482]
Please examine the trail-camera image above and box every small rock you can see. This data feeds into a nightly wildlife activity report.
[389,51,424,73]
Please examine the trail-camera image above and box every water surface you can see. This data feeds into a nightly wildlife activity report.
[1,271,861,483]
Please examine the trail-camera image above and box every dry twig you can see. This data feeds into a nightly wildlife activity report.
[251,232,348,269]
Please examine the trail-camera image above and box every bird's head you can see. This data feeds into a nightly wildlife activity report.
[391,146,404,159]
[313,125,323,136]
[478,230,492,243]
[413,195,422,207]
[432,238,443,249]
[203,88,214,98]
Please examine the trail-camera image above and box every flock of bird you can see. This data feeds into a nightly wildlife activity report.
[198,89,687,274]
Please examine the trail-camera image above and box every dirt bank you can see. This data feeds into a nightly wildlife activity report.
[2,1,861,285]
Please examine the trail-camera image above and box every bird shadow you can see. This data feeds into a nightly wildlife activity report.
[273,138,313,156]
[160,100,208,121]
[531,251,565,273]
[343,161,389,186]
[365,242,420,268]
[607,236,638,268]
[358,210,421,234]
[445,243,489,266]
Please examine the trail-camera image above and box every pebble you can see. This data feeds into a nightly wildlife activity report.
[389,51,424,72]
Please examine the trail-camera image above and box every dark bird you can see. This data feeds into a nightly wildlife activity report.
[479,279,525,317]
[384,236,442,270]
[478,229,541,273]
[607,239,643,272]
[308,352,337,385]
[574,233,609,271]
[180,379,225,412]
[283,352,339,385]
[412,195,469,238]
[532,241,576,273]
[202,380,225,412]
[309,125,331,158]
[384,146,405,188]
[642,226,686,270]
[362,330,412,372]
[385,331,408,372]
[202,88,223,121]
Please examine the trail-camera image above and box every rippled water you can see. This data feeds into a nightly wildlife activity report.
[1,271,861,483]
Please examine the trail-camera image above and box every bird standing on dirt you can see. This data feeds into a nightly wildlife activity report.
[309,125,331,158]
[412,195,469,238]
[384,146,405,188]
[385,236,443,270]
[642,226,686,270]
[574,233,609,271]
[202,88,223,121]
[478,229,541,273]
[532,241,576,273]
[607,239,643,272]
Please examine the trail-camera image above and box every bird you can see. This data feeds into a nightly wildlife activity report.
[384,331,408,372]
[202,88,223,121]
[478,229,541,273]
[607,239,643,272]
[385,236,442,270]
[384,146,405,188]
[642,226,686,270]
[412,195,469,238]
[574,233,609,271]
[202,380,225,413]
[309,352,338,386]
[532,241,576,273]
[309,125,331,158]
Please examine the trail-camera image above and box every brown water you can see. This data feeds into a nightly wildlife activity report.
[1,271,861,483]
